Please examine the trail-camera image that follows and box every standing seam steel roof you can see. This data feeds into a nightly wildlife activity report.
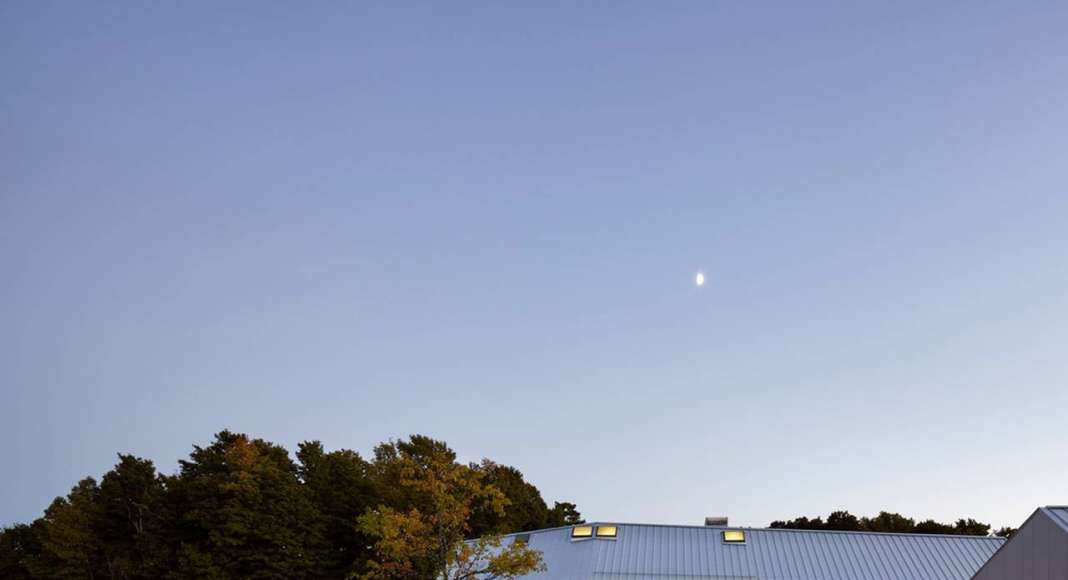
[1043,506,1068,533]
[502,522,1004,580]
[968,505,1068,580]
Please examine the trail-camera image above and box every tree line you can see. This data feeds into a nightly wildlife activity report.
[2,430,1020,579]
[0,431,580,580]
[770,511,1017,538]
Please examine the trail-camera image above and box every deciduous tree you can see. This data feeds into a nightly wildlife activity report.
[358,436,544,580]
[448,535,546,580]
[771,510,995,536]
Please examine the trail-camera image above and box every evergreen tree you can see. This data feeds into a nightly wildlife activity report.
[32,478,102,579]
[93,454,168,579]
[546,502,583,527]
[0,524,40,580]
[297,441,377,577]
[165,431,324,580]
[468,461,553,535]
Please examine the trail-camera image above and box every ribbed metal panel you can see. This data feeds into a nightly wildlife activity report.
[971,506,1068,580]
[506,523,1004,580]
[1044,506,1068,533]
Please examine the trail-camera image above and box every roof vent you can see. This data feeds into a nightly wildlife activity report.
[705,516,729,526]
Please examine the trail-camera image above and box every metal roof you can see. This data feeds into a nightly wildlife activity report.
[970,506,1068,580]
[1042,506,1068,534]
[501,522,1004,580]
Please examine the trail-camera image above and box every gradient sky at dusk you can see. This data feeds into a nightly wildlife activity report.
[3,2,1068,529]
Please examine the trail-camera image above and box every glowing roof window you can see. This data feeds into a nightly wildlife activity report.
[571,525,594,539]
[596,525,618,538]
[722,530,746,543]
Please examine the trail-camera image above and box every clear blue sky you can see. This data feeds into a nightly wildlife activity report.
[3,2,1067,530]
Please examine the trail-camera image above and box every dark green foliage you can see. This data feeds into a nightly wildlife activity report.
[468,461,558,535]
[297,441,377,577]
[1,458,169,580]
[915,519,955,534]
[465,459,583,535]
[165,431,325,579]
[3,430,579,580]
[0,524,40,579]
[32,478,102,579]
[995,526,1017,538]
[546,502,584,527]
[771,510,993,536]
[824,510,861,531]
[94,454,168,578]
[953,518,992,536]
[864,511,916,533]
[769,516,825,530]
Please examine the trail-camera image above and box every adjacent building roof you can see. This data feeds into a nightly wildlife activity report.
[1049,506,1068,531]
[502,522,1004,580]
[971,506,1068,580]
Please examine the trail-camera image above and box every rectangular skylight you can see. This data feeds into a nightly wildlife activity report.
[596,525,618,538]
[571,525,594,539]
[723,530,746,543]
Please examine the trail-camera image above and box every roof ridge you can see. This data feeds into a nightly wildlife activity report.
[496,521,1006,541]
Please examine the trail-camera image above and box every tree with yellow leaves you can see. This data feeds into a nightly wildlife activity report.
[357,436,545,580]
